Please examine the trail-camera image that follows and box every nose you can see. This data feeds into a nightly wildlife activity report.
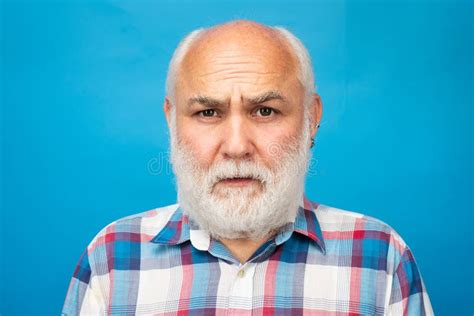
[220,114,255,160]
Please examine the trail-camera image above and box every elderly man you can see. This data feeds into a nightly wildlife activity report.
[62,20,433,315]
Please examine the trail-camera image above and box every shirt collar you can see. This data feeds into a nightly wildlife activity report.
[291,195,326,254]
[150,207,191,245]
[151,194,326,255]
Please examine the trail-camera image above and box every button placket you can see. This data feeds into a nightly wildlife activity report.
[227,263,255,315]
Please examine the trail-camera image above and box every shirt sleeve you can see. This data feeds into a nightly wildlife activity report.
[62,248,106,315]
[387,247,434,315]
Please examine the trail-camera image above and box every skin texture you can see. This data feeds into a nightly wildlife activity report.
[164,21,323,263]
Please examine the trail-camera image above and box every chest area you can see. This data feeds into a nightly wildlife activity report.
[105,259,389,315]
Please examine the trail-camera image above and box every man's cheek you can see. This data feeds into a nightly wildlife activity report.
[261,139,291,162]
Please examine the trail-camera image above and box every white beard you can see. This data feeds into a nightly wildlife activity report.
[169,113,312,240]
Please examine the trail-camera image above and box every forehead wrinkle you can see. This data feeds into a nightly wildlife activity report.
[189,58,293,87]
[197,54,290,76]
[218,75,278,83]
[201,69,279,78]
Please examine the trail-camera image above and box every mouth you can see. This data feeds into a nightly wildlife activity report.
[217,177,258,187]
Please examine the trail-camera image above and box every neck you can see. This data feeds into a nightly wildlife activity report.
[219,235,272,264]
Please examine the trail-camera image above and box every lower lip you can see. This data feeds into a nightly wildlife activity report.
[219,178,255,187]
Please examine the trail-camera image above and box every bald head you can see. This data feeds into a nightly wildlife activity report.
[165,20,315,105]
[181,21,298,79]
[194,20,287,49]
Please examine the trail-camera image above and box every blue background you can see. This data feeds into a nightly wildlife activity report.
[1,0,472,315]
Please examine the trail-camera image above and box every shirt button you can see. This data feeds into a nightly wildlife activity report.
[237,269,245,278]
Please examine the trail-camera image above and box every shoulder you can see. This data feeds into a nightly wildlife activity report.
[316,204,405,242]
[85,203,179,253]
[315,203,410,269]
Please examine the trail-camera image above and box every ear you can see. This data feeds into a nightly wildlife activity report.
[163,97,172,128]
[309,93,323,138]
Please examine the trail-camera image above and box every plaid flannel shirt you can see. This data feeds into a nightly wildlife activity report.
[62,196,433,315]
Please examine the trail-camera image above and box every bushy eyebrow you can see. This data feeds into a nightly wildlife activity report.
[187,95,223,108]
[187,90,286,108]
[247,90,285,105]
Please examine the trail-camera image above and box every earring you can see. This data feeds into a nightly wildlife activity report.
[311,124,319,148]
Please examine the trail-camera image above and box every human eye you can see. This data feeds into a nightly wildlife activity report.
[197,109,218,118]
[255,107,278,117]
[193,108,223,122]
